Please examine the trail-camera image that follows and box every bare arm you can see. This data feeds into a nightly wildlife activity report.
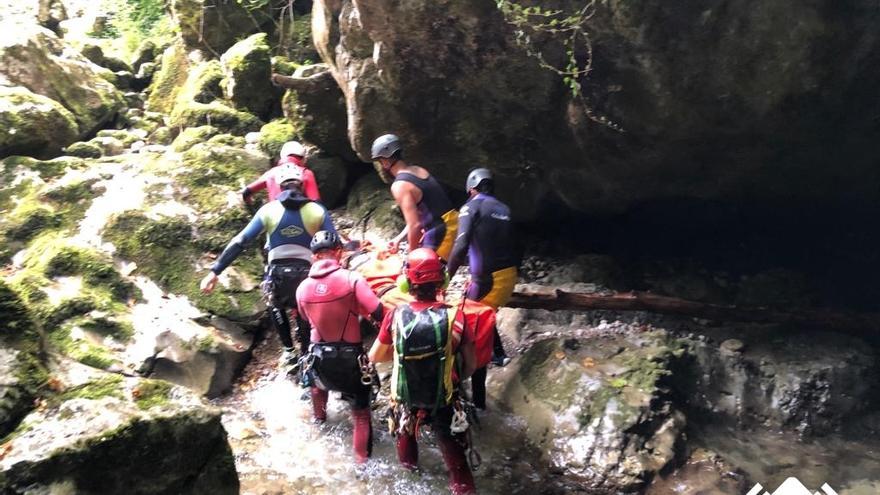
[368,340,393,363]
[391,181,422,249]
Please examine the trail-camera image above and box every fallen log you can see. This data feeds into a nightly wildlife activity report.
[507,284,880,332]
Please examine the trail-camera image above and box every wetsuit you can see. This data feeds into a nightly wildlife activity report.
[377,301,476,495]
[296,259,383,463]
[394,172,458,260]
[447,192,518,409]
[242,155,321,203]
[211,190,335,354]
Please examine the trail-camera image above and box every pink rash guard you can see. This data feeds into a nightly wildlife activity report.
[296,259,382,344]
[245,156,321,202]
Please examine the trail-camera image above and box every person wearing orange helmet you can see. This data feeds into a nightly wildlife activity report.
[368,248,477,495]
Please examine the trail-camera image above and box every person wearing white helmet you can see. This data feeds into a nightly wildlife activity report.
[241,140,321,205]
[202,164,336,369]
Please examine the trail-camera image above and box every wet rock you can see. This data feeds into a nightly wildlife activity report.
[496,330,687,492]
[682,329,877,435]
[149,316,255,398]
[220,33,275,120]
[279,65,357,162]
[0,362,238,494]
[0,86,79,159]
[0,25,125,139]
[646,448,749,495]
[345,173,405,236]
[540,254,628,290]
[306,152,349,208]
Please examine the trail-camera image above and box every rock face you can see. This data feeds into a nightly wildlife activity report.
[0,25,125,141]
[681,328,878,435]
[0,86,79,158]
[496,329,686,492]
[312,0,880,219]
[0,362,239,494]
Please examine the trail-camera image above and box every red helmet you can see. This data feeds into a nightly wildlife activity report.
[405,248,445,285]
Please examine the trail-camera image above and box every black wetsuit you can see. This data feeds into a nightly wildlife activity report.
[394,172,456,258]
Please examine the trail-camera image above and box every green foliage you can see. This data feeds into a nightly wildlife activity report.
[100,0,175,60]
[57,375,125,402]
[495,0,621,130]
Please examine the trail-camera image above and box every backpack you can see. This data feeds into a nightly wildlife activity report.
[390,304,458,412]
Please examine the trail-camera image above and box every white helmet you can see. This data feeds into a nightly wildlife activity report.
[279,141,306,159]
[275,164,304,185]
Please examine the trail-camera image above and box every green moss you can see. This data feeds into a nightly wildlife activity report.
[133,378,173,410]
[1,156,82,181]
[42,179,98,203]
[0,280,37,343]
[171,126,221,152]
[258,119,298,158]
[271,56,299,76]
[96,129,140,147]
[148,127,174,145]
[146,40,190,114]
[177,60,224,105]
[80,316,134,342]
[0,86,79,159]
[207,134,246,148]
[179,143,267,209]
[220,33,274,117]
[170,101,263,136]
[63,142,103,159]
[196,208,251,252]
[5,206,62,242]
[48,322,117,369]
[42,245,139,301]
[57,374,124,402]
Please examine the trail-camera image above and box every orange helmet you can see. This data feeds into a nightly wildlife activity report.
[405,248,445,285]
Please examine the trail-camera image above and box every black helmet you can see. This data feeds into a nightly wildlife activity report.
[371,134,402,159]
[466,168,493,191]
[310,230,342,253]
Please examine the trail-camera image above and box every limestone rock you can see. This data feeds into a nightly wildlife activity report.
[220,33,275,119]
[63,141,103,159]
[37,0,67,34]
[0,25,125,139]
[172,125,221,153]
[0,363,239,494]
[497,330,686,492]
[0,86,79,159]
[131,40,156,73]
[311,0,880,219]
[345,173,405,236]
[258,118,298,159]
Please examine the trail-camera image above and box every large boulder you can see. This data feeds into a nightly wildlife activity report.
[0,86,79,159]
[306,152,349,209]
[37,0,67,34]
[278,65,357,162]
[0,362,239,494]
[345,173,405,236]
[220,33,275,119]
[494,326,686,492]
[312,0,880,220]
[169,0,275,54]
[0,25,125,140]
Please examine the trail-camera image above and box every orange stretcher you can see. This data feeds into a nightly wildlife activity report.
[347,248,497,368]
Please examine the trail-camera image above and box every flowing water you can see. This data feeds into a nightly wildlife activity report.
[215,334,572,495]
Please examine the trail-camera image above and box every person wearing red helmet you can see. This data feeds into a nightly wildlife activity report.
[241,141,321,204]
[368,248,477,495]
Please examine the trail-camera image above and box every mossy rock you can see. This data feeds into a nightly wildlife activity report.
[2,156,83,181]
[42,178,99,203]
[170,0,274,54]
[207,134,246,148]
[346,173,405,235]
[148,127,174,146]
[127,116,161,136]
[3,202,62,243]
[63,142,102,159]
[258,118,298,159]
[179,60,224,105]
[220,33,275,119]
[131,40,157,73]
[0,86,79,159]
[170,125,220,153]
[0,280,35,342]
[170,101,263,136]
[96,129,140,147]
[146,40,190,115]
[42,245,139,301]
[103,211,262,318]
[87,137,125,156]
[271,56,299,76]
[0,372,239,494]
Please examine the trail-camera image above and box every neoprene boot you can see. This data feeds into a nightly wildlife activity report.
[351,407,373,463]
[310,387,327,423]
[396,433,419,471]
[437,434,476,495]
